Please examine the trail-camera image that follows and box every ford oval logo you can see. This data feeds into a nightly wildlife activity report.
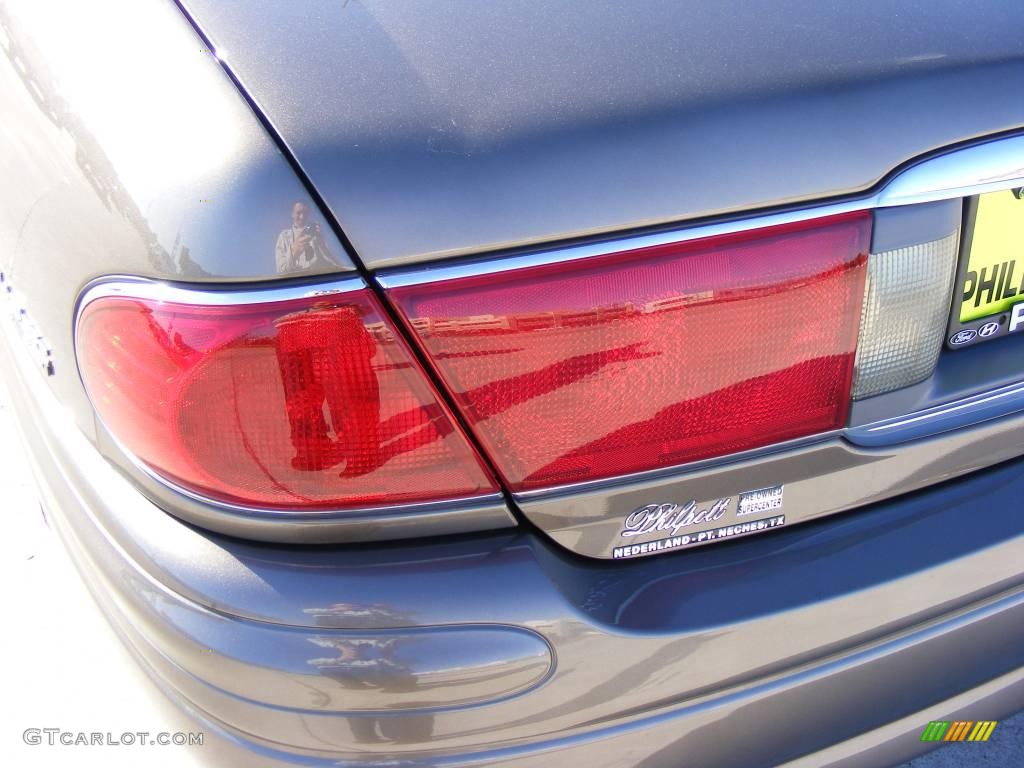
[950,329,977,346]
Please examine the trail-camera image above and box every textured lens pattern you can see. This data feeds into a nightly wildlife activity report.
[77,291,497,509]
[852,232,959,400]
[390,213,871,492]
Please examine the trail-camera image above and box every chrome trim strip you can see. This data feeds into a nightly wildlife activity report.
[377,133,1024,289]
[376,200,872,288]
[127,454,515,542]
[78,275,368,309]
[845,379,1024,448]
[127,432,509,523]
[150,459,508,521]
[876,134,1024,208]
[73,276,518,542]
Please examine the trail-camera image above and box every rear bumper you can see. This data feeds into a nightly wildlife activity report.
[3,325,1024,767]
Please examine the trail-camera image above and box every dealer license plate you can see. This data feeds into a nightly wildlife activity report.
[947,189,1024,348]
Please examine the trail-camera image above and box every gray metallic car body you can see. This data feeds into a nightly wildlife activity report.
[180,0,1024,267]
[1,0,1023,765]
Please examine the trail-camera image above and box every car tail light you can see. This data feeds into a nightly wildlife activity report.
[851,231,960,399]
[386,212,871,492]
[76,285,497,509]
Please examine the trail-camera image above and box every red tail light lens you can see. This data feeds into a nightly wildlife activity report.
[387,212,871,492]
[77,287,497,509]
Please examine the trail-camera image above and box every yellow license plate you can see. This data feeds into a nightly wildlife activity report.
[959,190,1024,323]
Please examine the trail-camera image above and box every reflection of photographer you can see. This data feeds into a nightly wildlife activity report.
[274,304,380,473]
[275,201,338,273]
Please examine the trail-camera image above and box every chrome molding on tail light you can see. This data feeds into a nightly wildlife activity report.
[875,134,1024,208]
[76,276,369,308]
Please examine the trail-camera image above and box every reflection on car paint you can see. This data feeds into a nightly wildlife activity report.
[0,2,352,280]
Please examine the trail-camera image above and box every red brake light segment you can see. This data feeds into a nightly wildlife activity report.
[77,288,497,509]
[387,212,871,492]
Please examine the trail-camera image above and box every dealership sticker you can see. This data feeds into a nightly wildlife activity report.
[737,485,784,516]
[612,515,785,559]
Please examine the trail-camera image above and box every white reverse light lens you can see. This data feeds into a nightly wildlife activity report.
[852,231,959,399]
